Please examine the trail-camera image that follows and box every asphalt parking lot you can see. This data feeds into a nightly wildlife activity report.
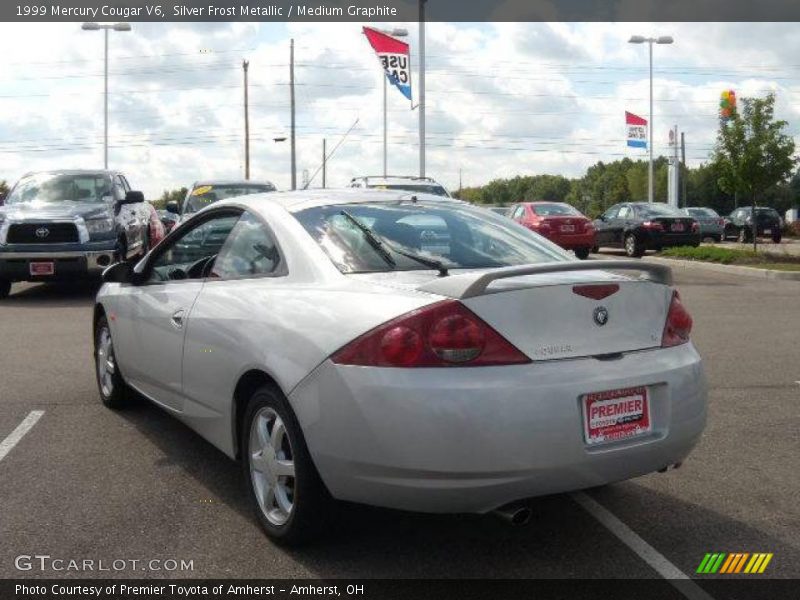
[0,266,798,583]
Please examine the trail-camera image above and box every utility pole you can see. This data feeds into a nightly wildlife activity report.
[322,139,327,189]
[419,0,426,178]
[243,59,250,180]
[290,38,297,190]
[459,168,462,196]
[680,131,686,207]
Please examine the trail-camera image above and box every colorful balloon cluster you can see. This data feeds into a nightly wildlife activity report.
[720,90,737,120]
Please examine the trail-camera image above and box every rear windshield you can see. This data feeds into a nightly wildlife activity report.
[686,208,717,217]
[635,204,684,218]
[369,184,450,197]
[531,203,581,216]
[185,184,276,213]
[293,200,567,274]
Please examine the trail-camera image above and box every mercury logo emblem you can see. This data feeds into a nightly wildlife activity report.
[593,306,609,326]
[35,227,50,239]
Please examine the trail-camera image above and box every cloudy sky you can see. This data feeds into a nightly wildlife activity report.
[1,21,799,198]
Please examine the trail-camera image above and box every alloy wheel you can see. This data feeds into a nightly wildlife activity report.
[249,407,296,526]
[96,327,116,398]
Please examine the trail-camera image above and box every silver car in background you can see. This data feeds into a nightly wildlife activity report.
[683,207,725,242]
[94,189,707,544]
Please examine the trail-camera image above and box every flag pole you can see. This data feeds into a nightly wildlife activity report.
[419,0,426,178]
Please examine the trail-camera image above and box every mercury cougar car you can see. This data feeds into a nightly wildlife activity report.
[0,170,150,298]
[94,189,707,544]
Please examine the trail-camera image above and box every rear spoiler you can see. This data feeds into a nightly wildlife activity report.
[419,260,673,299]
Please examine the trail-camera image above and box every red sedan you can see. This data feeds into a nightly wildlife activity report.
[509,201,596,259]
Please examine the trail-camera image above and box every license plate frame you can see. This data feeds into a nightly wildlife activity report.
[560,224,576,233]
[583,386,651,446]
[670,223,685,232]
[763,229,772,235]
[29,261,55,276]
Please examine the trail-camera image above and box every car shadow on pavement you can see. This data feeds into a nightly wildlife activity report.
[2,281,100,307]
[114,398,799,578]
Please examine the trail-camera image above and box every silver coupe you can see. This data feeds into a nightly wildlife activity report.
[94,189,707,544]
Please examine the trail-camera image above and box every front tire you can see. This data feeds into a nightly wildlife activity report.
[0,279,10,300]
[624,233,644,258]
[94,315,130,409]
[574,247,590,260]
[242,384,331,545]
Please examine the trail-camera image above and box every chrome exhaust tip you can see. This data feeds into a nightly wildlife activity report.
[493,504,532,526]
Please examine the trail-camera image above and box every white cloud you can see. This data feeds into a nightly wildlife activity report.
[1,22,799,197]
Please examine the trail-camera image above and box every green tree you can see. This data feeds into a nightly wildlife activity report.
[713,93,796,246]
[155,187,188,210]
[0,179,8,201]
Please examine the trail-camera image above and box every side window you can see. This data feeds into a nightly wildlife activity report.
[148,213,241,282]
[618,206,632,220]
[511,205,524,220]
[120,176,131,192]
[603,206,620,220]
[113,177,126,201]
[211,212,283,279]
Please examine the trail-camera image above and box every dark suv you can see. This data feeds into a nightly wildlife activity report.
[0,170,150,298]
[724,207,782,243]
[593,202,700,257]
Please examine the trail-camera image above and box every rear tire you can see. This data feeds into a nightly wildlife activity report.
[94,315,131,409]
[0,279,11,299]
[772,232,782,243]
[242,384,332,546]
[574,247,590,260]
[624,234,644,258]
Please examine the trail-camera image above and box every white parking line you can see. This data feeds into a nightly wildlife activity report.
[0,410,44,463]
[571,491,715,600]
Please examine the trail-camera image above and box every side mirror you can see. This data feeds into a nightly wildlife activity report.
[102,261,143,284]
[122,190,145,204]
[596,215,606,222]
[165,200,180,215]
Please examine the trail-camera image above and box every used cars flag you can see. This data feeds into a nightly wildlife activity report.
[363,26,412,101]
[626,111,648,148]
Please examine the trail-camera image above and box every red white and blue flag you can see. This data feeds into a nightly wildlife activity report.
[626,111,648,148]
[363,26,412,101]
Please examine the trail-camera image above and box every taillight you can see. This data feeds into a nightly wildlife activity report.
[332,300,531,367]
[661,291,693,348]
[642,221,664,231]
[718,218,725,227]
[691,221,700,233]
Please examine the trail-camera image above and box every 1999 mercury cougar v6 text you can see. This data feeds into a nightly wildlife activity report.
[93,189,707,544]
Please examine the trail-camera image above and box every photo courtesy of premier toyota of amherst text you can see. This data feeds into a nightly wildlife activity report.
[0,1,798,600]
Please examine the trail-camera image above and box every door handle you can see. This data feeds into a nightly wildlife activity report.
[170,309,185,330]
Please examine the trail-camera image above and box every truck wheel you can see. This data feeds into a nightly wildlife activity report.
[625,234,644,258]
[242,384,332,545]
[114,237,128,263]
[0,280,11,300]
[574,247,590,260]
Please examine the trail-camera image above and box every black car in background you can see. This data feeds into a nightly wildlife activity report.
[724,206,782,243]
[593,202,700,257]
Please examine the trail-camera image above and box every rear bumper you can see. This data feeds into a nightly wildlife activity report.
[0,249,116,280]
[540,231,596,249]
[289,344,707,514]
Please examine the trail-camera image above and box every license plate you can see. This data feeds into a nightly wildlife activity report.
[560,224,575,233]
[29,262,54,276]
[583,386,651,445]
[670,223,685,232]
[763,229,771,235]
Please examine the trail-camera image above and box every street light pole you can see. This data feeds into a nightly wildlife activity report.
[629,34,673,203]
[82,22,131,170]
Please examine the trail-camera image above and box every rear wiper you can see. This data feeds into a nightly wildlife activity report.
[339,210,449,277]
[390,247,449,277]
[339,210,396,268]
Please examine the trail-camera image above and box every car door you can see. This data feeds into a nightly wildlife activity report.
[179,211,287,449]
[594,205,620,246]
[615,205,635,244]
[112,210,242,411]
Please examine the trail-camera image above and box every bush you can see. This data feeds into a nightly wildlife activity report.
[660,245,800,266]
